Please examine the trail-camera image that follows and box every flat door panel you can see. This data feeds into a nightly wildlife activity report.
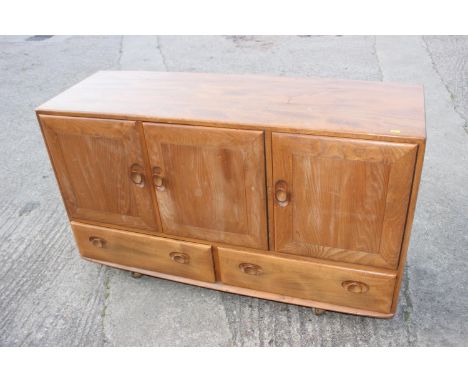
[40,115,159,231]
[272,133,417,269]
[143,123,268,249]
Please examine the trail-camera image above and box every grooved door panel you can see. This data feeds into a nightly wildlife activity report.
[272,133,417,269]
[40,115,159,231]
[143,123,268,249]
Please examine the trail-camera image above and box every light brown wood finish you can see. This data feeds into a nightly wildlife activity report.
[390,141,426,312]
[264,130,275,249]
[218,247,396,313]
[36,71,425,142]
[143,123,268,249]
[84,255,394,318]
[37,71,426,318]
[72,222,215,283]
[40,115,159,231]
[272,133,417,269]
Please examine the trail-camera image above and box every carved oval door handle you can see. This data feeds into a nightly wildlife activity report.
[342,280,369,294]
[275,190,288,203]
[239,263,263,276]
[89,236,106,248]
[274,180,289,207]
[130,164,145,187]
[152,166,165,191]
[169,252,189,264]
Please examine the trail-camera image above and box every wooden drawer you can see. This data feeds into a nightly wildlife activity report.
[72,222,215,283]
[218,248,397,313]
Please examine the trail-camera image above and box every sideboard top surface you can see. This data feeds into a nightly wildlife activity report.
[36,71,426,141]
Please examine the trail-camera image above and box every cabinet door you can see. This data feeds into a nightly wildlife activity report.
[143,123,268,249]
[272,133,417,269]
[40,115,159,231]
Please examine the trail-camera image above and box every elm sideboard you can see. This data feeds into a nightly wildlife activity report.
[36,71,425,317]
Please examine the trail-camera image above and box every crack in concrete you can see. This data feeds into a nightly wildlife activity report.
[422,36,468,135]
[100,267,111,346]
[220,294,240,346]
[402,267,417,345]
[156,36,168,71]
[117,36,124,70]
[373,36,384,81]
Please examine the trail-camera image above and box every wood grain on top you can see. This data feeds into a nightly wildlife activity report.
[36,71,426,141]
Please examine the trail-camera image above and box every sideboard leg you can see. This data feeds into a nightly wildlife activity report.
[131,271,143,279]
[313,308,326,316]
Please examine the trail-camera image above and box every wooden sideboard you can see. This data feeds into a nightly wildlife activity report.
[36,71,425,318]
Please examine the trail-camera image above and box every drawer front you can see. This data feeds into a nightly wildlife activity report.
[72,222,215,283]
[218,248,396,313]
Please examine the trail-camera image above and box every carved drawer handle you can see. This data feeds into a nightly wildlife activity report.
[342,280,369,294]
[89,236,106,248]
[274,180,289,207]
[169,252,189,264]
[152,166,165,191]
[130,164,145,187]
[239,263,263,276]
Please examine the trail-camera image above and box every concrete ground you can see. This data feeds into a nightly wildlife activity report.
[0,35,467,346]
